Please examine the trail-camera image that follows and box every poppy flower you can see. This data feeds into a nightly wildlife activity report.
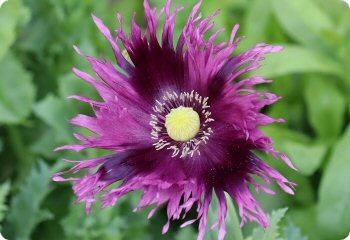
[53,1,296,239]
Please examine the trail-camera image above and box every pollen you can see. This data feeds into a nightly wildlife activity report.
[165,106,200,142]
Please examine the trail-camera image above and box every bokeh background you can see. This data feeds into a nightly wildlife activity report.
[1,0,350,239]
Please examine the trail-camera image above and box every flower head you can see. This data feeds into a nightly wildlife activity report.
[53,1,296,239]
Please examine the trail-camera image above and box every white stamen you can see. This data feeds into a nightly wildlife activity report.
[150,91,214,158]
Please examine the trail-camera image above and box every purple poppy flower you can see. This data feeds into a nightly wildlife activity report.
[53,0,296,239]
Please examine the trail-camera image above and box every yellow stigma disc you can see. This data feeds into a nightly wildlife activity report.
[165,106,200,142]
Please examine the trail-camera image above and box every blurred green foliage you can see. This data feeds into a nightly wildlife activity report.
[0,0,350,239]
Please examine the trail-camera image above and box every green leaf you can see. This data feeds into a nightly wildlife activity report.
[61,203,124,240]
[292,176,315,207]
[284,141,327,176]
[289,206,320,240]
[318,125,350,239]
[313,0,349,24]
[283,221,308,240]
[271,0,333,49]
[33,94,73,142]
[0,0,30,59]
[17,19,51,53]
[241,0,272,49]
[30,129,59,158]
[262,126,310,147]
[304,76,346,141]
[175,227,197,240]
[4,161,54,240]
[61,192,153,240]
[249,208,288,240]
[256,46,342,78]
[0,53,36,124]
[262,125,327,176]
[0,181,11,227]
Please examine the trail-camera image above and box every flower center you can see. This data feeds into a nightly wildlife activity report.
[150,91,214,158]
[165,106,200,142]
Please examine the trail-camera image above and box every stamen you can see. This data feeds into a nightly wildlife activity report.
[150,91,214,158]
